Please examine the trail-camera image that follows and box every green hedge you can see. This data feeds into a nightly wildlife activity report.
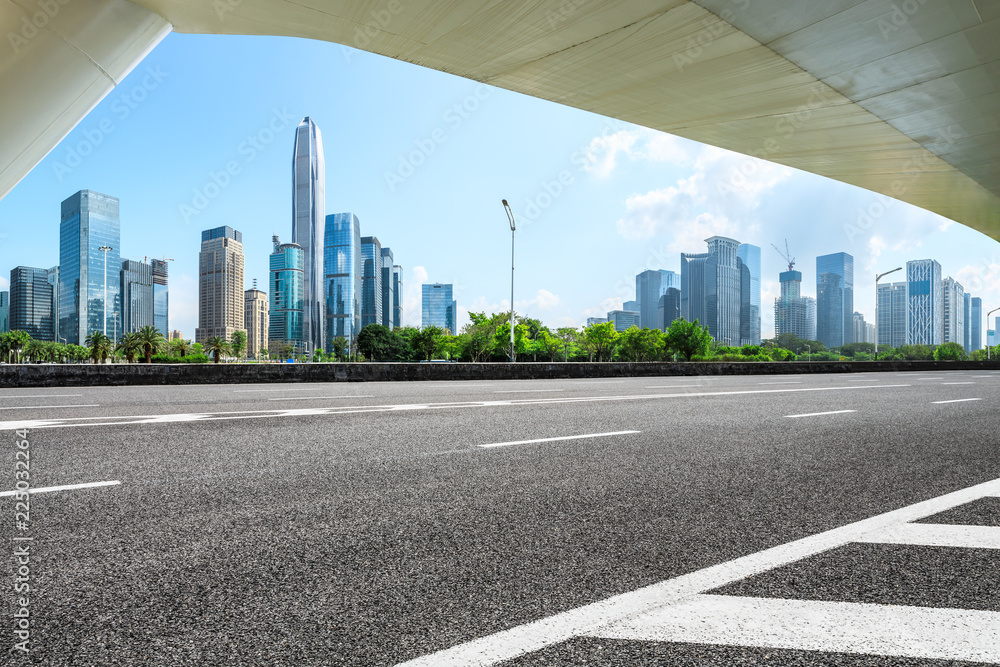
[149,354,210,364]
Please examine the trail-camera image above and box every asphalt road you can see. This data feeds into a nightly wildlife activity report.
[1,370,998,665]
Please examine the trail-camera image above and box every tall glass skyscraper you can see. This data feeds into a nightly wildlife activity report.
[59,190,121,345]
[381,247,394,328]
[361,236,382,328]
[963,292,972,353]
[0,291,8,333]
[658,288,681,330]
[120,259,153,334]
[635,269,678,331]
[971,296,982,351]
[269,236,305,355]
[680,252,708,326]
[10,266,55,341]
[704,237,741,345]
[151,259,169,338]
[323,213,362,350]
[392,265,403,329]
[737,243,761,345]
[292,117,326,354]
[876,282,907,348]
[905,259,942,345]
[942,276,965,345]
[422,283,456,333]
[816,252,854,348]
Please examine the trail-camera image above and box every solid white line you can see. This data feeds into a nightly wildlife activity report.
[234,387,333,392]
[941,382,975,385]
[0,404,99,410]
[932,398,982,404]
[759,381,802,385]
[645,384,702,389]
[392,477,1000,667]
[785,410,856,418]
[0,480,121,497]
[268,395,374,401]
[856,523,1000,550]
[590,594,1000,662]
[0,394,84,398]
[478,431,640,449]
[494,389,563,393]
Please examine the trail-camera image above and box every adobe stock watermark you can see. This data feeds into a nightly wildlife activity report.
[614,245,674,301]
[341,0,407,63]
[7,0,71,54]
[877,0,929,39]
[12,429,33,654]
[51,66,168,182]
[178,108,295,223]
[213,0,242,21]
[383,84,491,192]
[673,0,750,72]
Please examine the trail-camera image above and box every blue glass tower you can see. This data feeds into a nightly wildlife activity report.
[120,259,153,334]
[636,269,679,331]
[151,259,169,338]
[737,243,761,345]
[323,213,362,350]
[905,259,942,346]
[971,296,982,351]
[269,236,305,355]
[10,266,54,341]
[381,247,394,328]
[0,291,8,333]
[392,265,403,329]
[422,283,455,333]
[291,117,325,354]
[816,252,854,348]
[361,236,382,328]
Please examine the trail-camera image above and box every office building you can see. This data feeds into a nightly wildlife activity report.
[120,259,153,334]
[361,236,382,329]
[381,247,394,328]
[46,266,60,342]
[10,266,55,341]
[852,312,875,345]
[422,283,456,333]
[323,213,362,349]
[803,296,817,340]
[963,292,972,353]
[876,281,907,348]
[0,291,8,333]
[586,317,609,326]
[623,299,639,314]
[942,276,965,345]
[816,252,854,348]
[170,330,182,341]
[269,236,305,355]
[971,297,982,351]
[151,259,169,338]
[905,259,943,346]
[607,309,640,332]
[774,270,810,340]
[392,265,403,329]
[658,287,681,330]
[59,190,121,345]
[737,243,761,345]
[196,226,245,345]
[244,287,269,359]
[291,117,326,354]
[681,237,744,346]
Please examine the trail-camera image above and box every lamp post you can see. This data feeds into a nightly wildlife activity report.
[805,344,811,362]
[988,307,1000,360]
[874,267,902,360]
[502,200,516,363]
[98,245,112,339]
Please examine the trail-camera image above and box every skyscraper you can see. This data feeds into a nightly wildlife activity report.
[680,251,708,326]
[905,259,943,346]
[774,270,809,340]
[120,259,153,334]
[635,269,679,331]
[392,265,403,329]
[623,299,639,313]
[876,282,907,348]
[151,259,169,338]
[681,237,755,346]
[942,276,965,345]
[816,252,854,348]
[737,243,761,345]
[971,296,982,351]
[381,247,394,328]
[361,236,382,329]
[244,287,269,359]
[803,296,817,341]
[422,283,456,333]
[658,287,681,330]
[323,213,362,349]
[963,292,972,353]
[607,309,640,332]
[10,266,54,341]
[0,291,8,333]
[196,226,245,345]
[291,117,326,354]
[59,190,121,345]
[269,236,305,355]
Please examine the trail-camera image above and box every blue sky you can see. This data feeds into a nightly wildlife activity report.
[1,32,998,339]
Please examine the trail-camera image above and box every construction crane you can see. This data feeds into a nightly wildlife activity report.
[771,240,795,272]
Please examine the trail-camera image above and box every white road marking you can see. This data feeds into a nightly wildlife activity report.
[268,395,374,401]
[646,384,702,389]
[234,387,334,392]
[941,382,975,385]
[394,476,1000,667]
[856,523,1000,550]
[933,398,982,404]
[0,384,910,431]
[591,594,1000,663]
[479,431,640,449]
[494,389,563,393]
[0,404,99,410]
[759,381,802,385]
[0,394,83,398]
[785,410,856,419]
[0,480,121,497]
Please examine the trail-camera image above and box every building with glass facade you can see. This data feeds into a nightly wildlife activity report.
[905,259,943,346]
[803,296,817,340]
[876,281,907,348]
[942,276,965,346]
[361,236,382,329]
[151,259,169,338]
[120,259,153,334]
[59,190,121,345]
[658,287,681,330]
[680,251,708,327]
[422,283,456,333]
[196,226,245,345]
[244,288,269,359]
[971,296,982,351]
[381,247,394,329]
[680,237,742,345]
[816,252,854,348]
[10,266,55,341]
[0,291,8,333]
[292,117,326,355]
[774,270,810,340]
[586,317,609,326]
[392,265,403,329]
[607,309,640,332]
[269,236,305,355]
[623,299,639,314]
[964,292,972,353]
[737,243,761,345]
[323,213,362,350]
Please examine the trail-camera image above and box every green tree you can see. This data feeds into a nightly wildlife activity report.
[170,338,190,357]
[331,336,348,361]
[556,327,580,362]
[494,321,529,361]
[203,336,231,364]
[22,338,45,363]
[1,330,32,363]
[934,341,967,361]
[535,330,562,361]
[617,326,663,362]
[410,326,444,361]
[461,312,496,362]
[357,324,394,361]
[135,325,166,363]
[583,322,619,362]
[664,318,712,361]
[116,332,143,363]
[84,331,112,364]
[230,330,248,361]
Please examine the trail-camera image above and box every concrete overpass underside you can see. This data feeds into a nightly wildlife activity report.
[1,0,997,239]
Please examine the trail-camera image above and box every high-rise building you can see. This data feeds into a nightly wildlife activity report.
[942,277,965,346]
[623,299,639,313]
[120,259,153,334]
[774,270,810,340]
[323,213,362,349]
[586,317,609,326]
[392,265,403,329]
[816,252,854,348]
[681,237,744,345]
[905,259,943,346]
[422,283,456,333]
[876,281,907,348]
[635,269,679,331]
[852,312,872,346]
[971,296,982,351]
[658,287,681,330]
[291,117,326,354]
[361,236,382,329]
[802,297,817,340]
[269,236,305,355]
[680,251,708,326]
[170,329,182,341]
[151,259,169,339]
[963,292,972,353]
[46,266,60,343]
[737,243,761,345]
[59,190,121,345]
[196,226,245,345]
[607,309,640,331]
[244,288,269,359]
[0,291,8,333]
[10,266,55,340]
[381,247,394,329]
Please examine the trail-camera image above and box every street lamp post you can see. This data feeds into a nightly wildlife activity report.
[988,307,1000,360]
[805,344,811,362]
[502,200,516,363]
[874,267,903,360]
[98,246,112,342]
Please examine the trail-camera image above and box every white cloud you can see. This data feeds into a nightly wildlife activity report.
[582,128,695,178]
[0,275,8,291]
[516,288,560,314]
[956,258,1000,313]
[402,266,428,328]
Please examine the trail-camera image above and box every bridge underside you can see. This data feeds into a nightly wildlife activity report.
[1,0,997,240]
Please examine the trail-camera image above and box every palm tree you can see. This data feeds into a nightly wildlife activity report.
[203,336,231,364]
[135,325,165,363]
[84,331,112,364]
[116,332,143,363]
[230,330,247,362]
[170,338,190,358]
[22,339,44,363]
